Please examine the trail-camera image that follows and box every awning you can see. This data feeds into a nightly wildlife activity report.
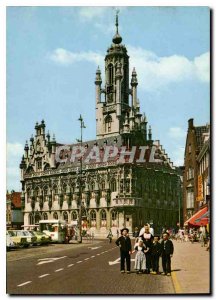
[184,207,208,227]
[195,210,209,226]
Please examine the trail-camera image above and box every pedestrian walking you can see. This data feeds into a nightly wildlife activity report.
[150,236,162,274]
[107,229,113,243]
[115,228,132,274]
[132,240,149,274]
[160,232,174,276]
[139,224,154,274]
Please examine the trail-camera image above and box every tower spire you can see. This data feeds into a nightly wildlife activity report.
[115,9,119,34]
[112,9,122,44]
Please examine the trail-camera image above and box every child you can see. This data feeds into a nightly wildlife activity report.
[115,228,132,274]
[132,240,149,274]
[150,236,162,274]
[160,232,174,276]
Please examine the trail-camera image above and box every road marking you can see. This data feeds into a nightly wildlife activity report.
[37,256,67,265]
[109,258,135,265]
[96,254,100,256]
[55,268,64,272]
[171,271,182,293]
[76,261,82,263]
[88,246,101,250]
[17,281,32,287]
[67,264,74,267]
[38,274,50,278]
[91,256,95,258]
[84,258,90,260]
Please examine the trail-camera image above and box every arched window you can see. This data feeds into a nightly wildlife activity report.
[111,179,116,192]
[101,210,106,220]
[101,181,105,191]
[112,210,117,221]
[72,211,77,221]
[35,187,40,197]
[108,64,113,84]
[90,210,96,227]
[101,209,107,227]
[105,115,112,133]
[43,213,48,220]
[91,182,95,191]
[54,185,58,195]
[44,186,48,196]
[35,212,41,224]
[29,213,34,225]
[63,211,68,222]
[53,212,58,220]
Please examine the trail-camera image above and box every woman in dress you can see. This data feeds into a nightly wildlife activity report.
[133,240,149,274]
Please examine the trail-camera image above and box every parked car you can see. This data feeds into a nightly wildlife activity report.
[29,230,51,245]
[6,231,18,251]
[7,230,28,248]
[11,230,37,247]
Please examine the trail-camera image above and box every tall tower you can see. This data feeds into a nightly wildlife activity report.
[95,12,130,138]
[95,12,145,141]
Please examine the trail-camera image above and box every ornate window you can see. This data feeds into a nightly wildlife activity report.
[112,210,117,221]
[108,64,114,84]
[63,211,68,222]
[43,213,48,220]
[53,212,58,220]
[101,181,105,191]
[35,213,41,224]
[72,211,77,221]
[101,209,107,227]
[36,159,42,171]
[29,213,34,225]
[90,210,96,227]
[105,115,112,133]
[111,179,116,192]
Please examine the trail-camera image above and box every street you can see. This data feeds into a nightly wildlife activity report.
[6,239,210,295]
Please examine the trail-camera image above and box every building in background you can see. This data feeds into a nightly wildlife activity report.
[6,191,24,229]
[183,118,210,225]
[20,15,182,236]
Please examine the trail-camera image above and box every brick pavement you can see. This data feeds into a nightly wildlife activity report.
[171,240,210,294]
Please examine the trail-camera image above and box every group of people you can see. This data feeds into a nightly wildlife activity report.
[115,224,174,276]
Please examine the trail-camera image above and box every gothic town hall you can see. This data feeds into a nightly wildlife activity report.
[20,15,182,236]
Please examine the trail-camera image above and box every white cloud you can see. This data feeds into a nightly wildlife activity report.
[172,147,185,167]
[7,142,23,159]
[128,46,210,91]
[168,127,186,139]
[49,48,104,67]
[49,46,209,92]
[194,52,210,82]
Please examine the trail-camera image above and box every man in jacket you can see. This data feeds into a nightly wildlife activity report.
[160,232,174,276]
[115,228,132,273]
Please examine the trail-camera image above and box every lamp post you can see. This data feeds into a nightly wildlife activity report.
[77,115,86,243]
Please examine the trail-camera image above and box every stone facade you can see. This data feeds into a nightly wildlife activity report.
[20,15,182,236]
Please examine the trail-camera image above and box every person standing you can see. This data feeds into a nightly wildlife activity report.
[150,236,162,274]
[160,232,174,276]
[132,240,149,274]
[115,228,132,274]
[139,224,154,274]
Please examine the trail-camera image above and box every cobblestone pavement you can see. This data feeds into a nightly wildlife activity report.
[171,240,210,294]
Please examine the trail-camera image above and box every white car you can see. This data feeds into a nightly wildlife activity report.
[6,232,18,251]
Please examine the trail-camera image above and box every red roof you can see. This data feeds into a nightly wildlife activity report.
[7,192,21,208]
[184,206,208,227]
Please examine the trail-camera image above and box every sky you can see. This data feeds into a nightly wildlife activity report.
[6,6,210,192]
